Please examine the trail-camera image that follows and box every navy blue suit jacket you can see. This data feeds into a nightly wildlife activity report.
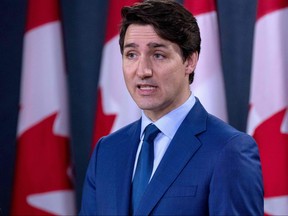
[80,99,263,215]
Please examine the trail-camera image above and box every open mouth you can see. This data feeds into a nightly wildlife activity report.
[137,84,157,90]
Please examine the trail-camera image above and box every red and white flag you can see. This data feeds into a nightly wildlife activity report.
[11,0,75,215]
[247,1,288,215]
[184,0,227,122]
[92,0,141,150]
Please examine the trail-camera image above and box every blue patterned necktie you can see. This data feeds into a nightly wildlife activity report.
[131,124,160,214]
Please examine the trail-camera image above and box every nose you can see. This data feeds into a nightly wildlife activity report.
[137,56,152,79]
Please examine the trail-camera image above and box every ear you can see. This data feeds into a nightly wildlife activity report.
[185,52,199,75]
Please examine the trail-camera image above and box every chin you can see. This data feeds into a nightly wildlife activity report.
[137,103,159,112]
[133,94,161,108]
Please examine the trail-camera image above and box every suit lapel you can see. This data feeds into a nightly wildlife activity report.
[135,99,208,215]
[114,121,141,215]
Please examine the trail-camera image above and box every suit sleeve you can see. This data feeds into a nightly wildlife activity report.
[209,133,264,215]
[78,139,100,215]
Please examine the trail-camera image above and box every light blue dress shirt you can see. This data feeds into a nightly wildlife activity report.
[132,93,196,180]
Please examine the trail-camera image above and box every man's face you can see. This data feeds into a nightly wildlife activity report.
[122,24,197,121]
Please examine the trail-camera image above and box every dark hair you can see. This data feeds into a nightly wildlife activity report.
[119,0,201,84]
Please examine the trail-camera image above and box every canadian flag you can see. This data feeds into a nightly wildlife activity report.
[92,0,141,150]
[11,0,75,215]
[247,0,288,215]
[184,0,227,122]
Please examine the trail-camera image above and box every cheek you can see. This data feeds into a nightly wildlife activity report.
[160,67,184,86]
[163,73,187,95]
[123,73,132,91]
[123,65,133,82]
[123,68,136,95]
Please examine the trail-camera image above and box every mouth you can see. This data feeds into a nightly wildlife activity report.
[137,84,158,95]
[137,84,157,90]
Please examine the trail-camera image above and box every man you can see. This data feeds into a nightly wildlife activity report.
[80,0,263,215]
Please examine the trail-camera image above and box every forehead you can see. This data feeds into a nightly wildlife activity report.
[124,24,172,47]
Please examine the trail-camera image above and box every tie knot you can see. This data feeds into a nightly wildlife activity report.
[143,124,160,143]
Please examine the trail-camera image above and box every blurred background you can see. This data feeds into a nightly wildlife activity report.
[1,0,287,215]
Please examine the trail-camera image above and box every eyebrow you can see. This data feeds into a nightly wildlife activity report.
[147,42,167,49]
[123,42,168,50]
[124,43,138,49]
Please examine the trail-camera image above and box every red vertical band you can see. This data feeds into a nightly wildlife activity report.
[26,0,60,32]
[257,0,288,20]
[184,0,216,15]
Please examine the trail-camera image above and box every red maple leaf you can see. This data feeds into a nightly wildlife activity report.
[11,113,73,215]
[253,108,288,198]
[91,88,117,151]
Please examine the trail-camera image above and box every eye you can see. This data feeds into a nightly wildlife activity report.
[154,53,165,60]
[125,52,137,59]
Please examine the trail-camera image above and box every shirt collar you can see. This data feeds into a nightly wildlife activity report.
[141,93,196,140]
